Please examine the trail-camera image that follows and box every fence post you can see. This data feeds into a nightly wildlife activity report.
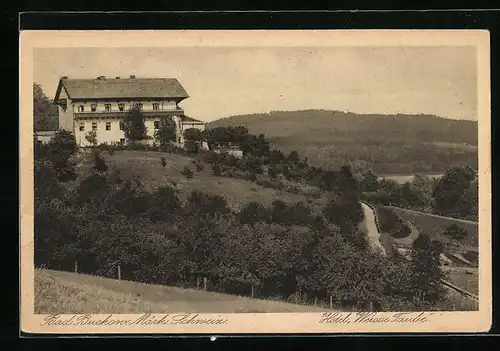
[330,295,333,309]
[117,265,121,281]
[203,277,207,291]
[197,276,201,290]
[251,285,254,298]
[370,301,374,311]
[74,260,78,273]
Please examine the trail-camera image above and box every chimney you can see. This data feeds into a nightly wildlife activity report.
[129,75,136,79]
[97,75,106,80]
[115,76,121,79]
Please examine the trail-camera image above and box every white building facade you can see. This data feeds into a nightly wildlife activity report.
[53,75,206,148]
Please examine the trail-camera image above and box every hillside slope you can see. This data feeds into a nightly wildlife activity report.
[74,150,324,212]
[209,110,478,174]
[35,269,331,314]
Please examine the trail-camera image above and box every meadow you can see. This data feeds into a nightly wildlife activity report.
[74,150,328,213]
[35,269,331,314]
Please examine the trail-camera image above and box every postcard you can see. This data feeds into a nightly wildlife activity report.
[20,29,491,334]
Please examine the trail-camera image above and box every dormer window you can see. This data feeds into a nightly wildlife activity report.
[78,105,84,112]
[135,103,143,110]
[91,103,97,112]
[118,103,125,111]
[153,103,160,111]
[105,103,111,112]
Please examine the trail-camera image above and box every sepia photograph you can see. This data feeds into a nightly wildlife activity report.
[20,30,491,334]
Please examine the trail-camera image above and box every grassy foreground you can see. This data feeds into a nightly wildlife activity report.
[35,269,331,314]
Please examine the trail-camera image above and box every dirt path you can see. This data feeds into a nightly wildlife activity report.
[361,202,386,256]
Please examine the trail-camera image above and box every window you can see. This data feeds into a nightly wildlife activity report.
[78,105,84,112]
[119,121,124,130]
[153,103,160,111]
[106,122,111,131]
[118,103,125,111]
[92,122,97,131]
[120,138,125,144]
[79,123,85,132]
[154,121,160,129]
[105,103,111,112]
[178,137,181,143]
[91,103,97,112]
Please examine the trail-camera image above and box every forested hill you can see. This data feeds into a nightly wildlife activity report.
[209,110,478,175]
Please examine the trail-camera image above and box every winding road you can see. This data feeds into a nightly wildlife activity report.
[360,202,386,256]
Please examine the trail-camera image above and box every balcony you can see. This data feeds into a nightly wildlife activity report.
[74,108,184,119]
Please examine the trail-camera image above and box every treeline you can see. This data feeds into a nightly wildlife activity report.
[210,110,478,174]
[34,131,449,311]
[34,83,58,131]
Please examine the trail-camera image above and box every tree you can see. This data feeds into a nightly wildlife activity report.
[34,83,58,131]
[181,166,194,179]
[154,117,177,149]
[123,106,147,141]
[184,128,202,142]
[85,130,98,147]
[92,151,108,173]
[409,234,446,305]
[184,140,199,154]
[47,130,78,182]
[148,186,182,222]
[287,150,300,163]
[433,165,477,219]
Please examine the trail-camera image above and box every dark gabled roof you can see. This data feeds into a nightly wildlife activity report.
[181,115,205,123]
[54,76,189,101]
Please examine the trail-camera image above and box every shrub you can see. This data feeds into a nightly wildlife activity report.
[77,174,111,205]
[186,190,230,217]
[92,151,108,173]
[444,224,468,240]
[238,202,271,224]
[202,150,219,164]
[148,186,182,222]
[195,162,204,172]
[212,163,223,176]
[181,166,194,179]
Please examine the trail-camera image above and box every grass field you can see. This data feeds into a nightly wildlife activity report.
[35,269,332,314]
[76,150,326,212]
[382,206,478,252]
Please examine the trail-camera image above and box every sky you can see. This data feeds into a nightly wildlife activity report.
[34,46,477,122]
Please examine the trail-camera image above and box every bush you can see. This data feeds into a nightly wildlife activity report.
[77,174,111,205]
[181,166,194,179]
[195,162,204,172]
[186,190,230,217]
[212,163,223,176]
[444,224,468,240]
[92,151,108,173]
[202,150,220,164]
[238,202,271,224]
